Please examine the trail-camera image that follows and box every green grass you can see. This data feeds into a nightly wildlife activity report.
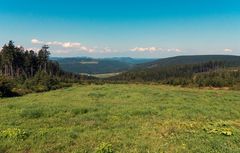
[0,84,240,153]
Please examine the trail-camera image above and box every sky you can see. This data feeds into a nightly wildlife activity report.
[0,0,239,58]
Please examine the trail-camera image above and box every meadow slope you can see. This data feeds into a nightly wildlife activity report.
[0,84,240,153]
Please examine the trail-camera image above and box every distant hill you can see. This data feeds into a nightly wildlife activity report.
[138,55,240,69]
[104,57,156,65]
[111,55,240,87]
[52,57,155,74]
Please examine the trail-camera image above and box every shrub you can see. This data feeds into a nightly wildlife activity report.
[0,76,18,97]
[24,71,59,92]
[11,87,31,96]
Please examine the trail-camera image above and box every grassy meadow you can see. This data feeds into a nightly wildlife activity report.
[0,84,240,153]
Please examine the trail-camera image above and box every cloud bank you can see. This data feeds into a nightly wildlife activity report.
[31,39,184,56]
[31,39,94,53]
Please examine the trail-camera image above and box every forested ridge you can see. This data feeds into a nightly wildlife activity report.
[53,57,155,74]
[55,57,132,74]
[0,41,95,97]
[138,55,240,69]
[110,60,240,88]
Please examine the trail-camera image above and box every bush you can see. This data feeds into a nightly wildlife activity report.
[11,87,31,96]
[24,71,59,92]
[0,76,18,97]
[0,71,75,97]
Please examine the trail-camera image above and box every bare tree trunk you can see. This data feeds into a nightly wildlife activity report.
[10,64,14,77]
[44,62,47,73]
[31,66,34,77]
[21,68,28,78]
[4,64,8,76]
[17,67,20,77]
[39,64,42,71]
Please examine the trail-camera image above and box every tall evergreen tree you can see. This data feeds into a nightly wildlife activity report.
[13,46,25,77]
[38,45,50,72]
[1,41,15,77]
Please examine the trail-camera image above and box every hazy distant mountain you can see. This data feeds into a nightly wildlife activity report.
[52,57,156,74]
[104,57,157,64]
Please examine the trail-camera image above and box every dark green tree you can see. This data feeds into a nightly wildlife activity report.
[1,41,15,77]
[38,45,50,72]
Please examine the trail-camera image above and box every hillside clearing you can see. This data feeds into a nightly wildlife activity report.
[0,84,240,153]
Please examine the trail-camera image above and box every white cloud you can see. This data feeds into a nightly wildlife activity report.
[31,39,94,53]
[224,48,233,52]
[130,47,182,53]
[175,48,182,52]
[31,39,184,56]
[31,39,43,44]
[99,47,114,53]
[167,48,182,52]
[130,47,162,52]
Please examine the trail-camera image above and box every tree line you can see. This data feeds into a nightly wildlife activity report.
[0,41,61,78]
[0,41,95,97]
[110,61,240,88]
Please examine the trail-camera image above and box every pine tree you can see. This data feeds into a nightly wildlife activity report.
[38,45,50,72]
[1,41,15,77]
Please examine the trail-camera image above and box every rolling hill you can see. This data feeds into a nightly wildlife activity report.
[52,57,155,74]
[137,55,240,69]
[111,55,240,87]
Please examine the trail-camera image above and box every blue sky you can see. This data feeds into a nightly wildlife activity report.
[0,0,239,58]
